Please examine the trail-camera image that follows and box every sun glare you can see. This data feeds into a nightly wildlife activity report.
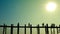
[46,2,57,12]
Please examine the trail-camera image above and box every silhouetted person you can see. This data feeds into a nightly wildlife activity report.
[42,23,44,27]
[3,24,7,34]
[51,24,55,34]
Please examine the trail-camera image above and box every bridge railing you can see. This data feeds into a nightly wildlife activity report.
[0,23,60,34]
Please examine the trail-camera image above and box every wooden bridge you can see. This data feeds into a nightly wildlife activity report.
[0,23,60,34]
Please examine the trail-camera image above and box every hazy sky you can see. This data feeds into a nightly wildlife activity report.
[0,0,60,26]
[1,0,60,34]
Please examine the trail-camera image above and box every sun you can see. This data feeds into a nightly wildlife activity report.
[46,2,57,12]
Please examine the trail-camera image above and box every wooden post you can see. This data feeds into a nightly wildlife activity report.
[56,26,58,34]
[30,24,32,34]
[53,24,55,34]
[37,24,40,34]
[50,28,52,34]
[24,24,26,34]
[53,28,55,34]
[28,23,32,34]
[11,24,13,34]
[59,25,60,33]
[57,28,58,34]
[5,25,7,34]
[45,24,49,34]
[17,23,19,34]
